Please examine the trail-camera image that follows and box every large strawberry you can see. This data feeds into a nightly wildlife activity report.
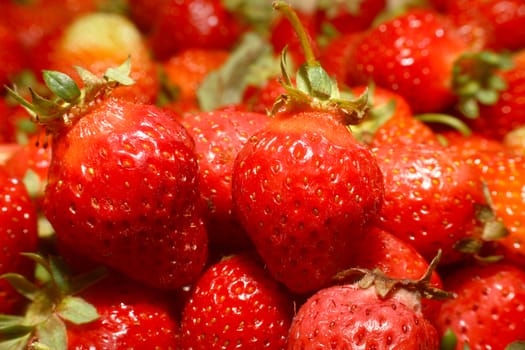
[0,168,39,314]
[231,2,384,294]
[0,256,181,349]
[180,108,270,250]
[179,253,294,349]
[8,61,208,291]
[372,141,496,265]
[436,262,525,350]
[288,260,448,349]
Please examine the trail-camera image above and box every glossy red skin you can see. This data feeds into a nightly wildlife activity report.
[436,263,525,350]
[43,97,208,290]
[464,151,525,268]
[350,227,444,322]
[467,50,525,141]
[243,77,287,114]
[148,0,243,60]
[319,32,364,84]
[179,254,293,349]
[0,169,39,314]
[66,274,180,349]
[232,111,384,294]
[372,142,488,265]
[347,9,469,114]
[288,284,439,349]
[446,0,525,51]
[180,110,270,249]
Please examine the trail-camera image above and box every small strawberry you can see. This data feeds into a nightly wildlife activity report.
[0,169,39,314]
[8,61,208,291]
[372,141,495,265]
[179,253,294,349]
[0,255,181,349]
[148,0,244,60]
[32,12,160,104]
[436,262,525,350]
[232,2,384,294]
[288,258,449,349]
[180,109,270,250]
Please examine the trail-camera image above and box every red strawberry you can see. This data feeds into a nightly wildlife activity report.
[179,253,294,349]
[243,76,287,114]
[0,256,180,349]
[232,2,384,294]
[0,168,39,314]
[372,141,492,265]
[347,8,471,114]
[346,227,444,321]
[0,21,26,91]
[436,263,525,350]
[317,0,386,35]
[180,109,270,250]
[32,12,160,104]
[319,32,364,84]
[465,49,525,141]
[9,62,208,291]
[148,0,243,60]
[445,0,525,51]
[288,267,445,349]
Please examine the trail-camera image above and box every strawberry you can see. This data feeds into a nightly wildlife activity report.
[445,0,525,51]
[148,0,244,60]
[436,262,525,350]
[232,2,384,294]
[160,48,230,113]
[243,76,287,114]
[344,227,444,321]
[0,255,180,349]
[0,168,39,314]
[8,61,208,291]
[319,32,364,84]
[288,263,447,349]
[317,0,386,35]
[32,12,159,104]
[464,49,525,141]
[180,109,270,250]
[0,21,26,91]
[372,141,493,265]
[179,253,294,349]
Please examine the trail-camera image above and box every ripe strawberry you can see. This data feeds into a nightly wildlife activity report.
[148,0,243,60]
[0,21,26,91]
[465,49,525,140]
[179,254,294,349]
[0,256,181,349]
[160,48,230,113]
[345,227,444,321]
[9,62,208,291]
[319,32,364,84]
[243,76,287,114]
[232,2,384,294]
[0,168,39,314]
[445,0,525,51]
[32,12,159,104]
[180,109,270,250]
[288,268,445,349]
[436,263,525,350]
[372,141,491,265]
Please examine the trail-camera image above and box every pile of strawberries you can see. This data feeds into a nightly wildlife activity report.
[1,0,525,349]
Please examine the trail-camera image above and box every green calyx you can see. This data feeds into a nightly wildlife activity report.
[271,1,368,125]
[6,58,135,134]
[334,250,453,300]
[453,50,514,118]
[0,254,106,350]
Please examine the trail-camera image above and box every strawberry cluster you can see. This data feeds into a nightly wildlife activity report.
[0,0,525,349]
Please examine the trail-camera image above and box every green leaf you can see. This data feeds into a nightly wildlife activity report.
[57,296,99,325]
[0,273,38,301]
[4,86,37,118]
[440,328,457,350]
[197,31,270,111]
[68,266,107,295]
[506,341,525,350]
[48,257,70,293]
[0,315,25,328]
[0,324,34,340]
[104,57,135,86]
[34,314,67,350]
[42,70,81,103]
[0,334,32,350]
